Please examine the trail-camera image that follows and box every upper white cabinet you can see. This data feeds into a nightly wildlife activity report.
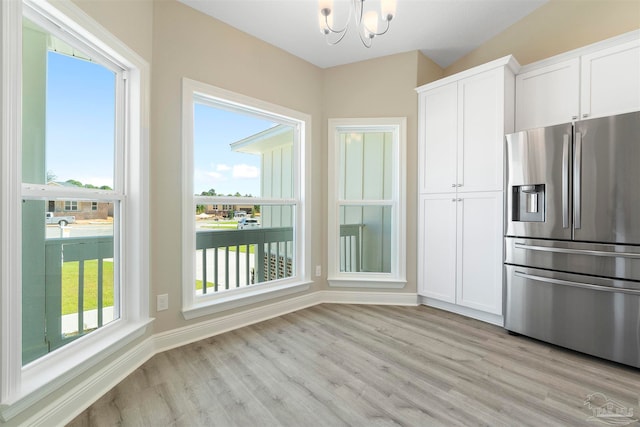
[419,83,457,194]
[418,56,518,194]
[581,40,640,120]
[516,32,640,131]
[515,58,580,130]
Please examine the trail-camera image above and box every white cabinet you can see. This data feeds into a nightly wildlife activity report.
[419,83,457,194]
[515,58,580,130]
[419,64,514,194]
[418,192,503,316]
[581,40,640,120]
[516,34,640,130]
[418,194,457,303]
[416,55,517,325]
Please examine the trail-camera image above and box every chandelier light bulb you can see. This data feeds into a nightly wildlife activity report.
[363,11,379,38]
[381,0,397,21]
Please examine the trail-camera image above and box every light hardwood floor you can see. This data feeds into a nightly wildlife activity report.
[67,304,640,426]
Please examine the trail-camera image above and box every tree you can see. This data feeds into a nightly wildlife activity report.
[66,179,83,187]
[46,170,57,183]
[199,188,217,196]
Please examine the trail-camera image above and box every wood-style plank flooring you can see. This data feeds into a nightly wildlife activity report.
[67,304,640,426]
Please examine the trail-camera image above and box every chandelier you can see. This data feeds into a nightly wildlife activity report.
[319,0,397,48]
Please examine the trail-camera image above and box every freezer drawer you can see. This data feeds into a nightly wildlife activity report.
[505,265,640,368]
[505,237,640,281]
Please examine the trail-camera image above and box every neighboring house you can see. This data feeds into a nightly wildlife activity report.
[47,181,111,220]
[203,203,254,217]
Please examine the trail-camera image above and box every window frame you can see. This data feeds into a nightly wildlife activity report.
[181,78,311,320]
[64,200,78,211]
[0,0,150,410]
[327,118,407,288]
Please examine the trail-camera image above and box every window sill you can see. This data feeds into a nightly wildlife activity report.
[328,277,407,289]
[1,318,152,421]
[182,281,312,320]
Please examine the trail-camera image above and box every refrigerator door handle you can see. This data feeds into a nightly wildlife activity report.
[562,134,570,228]
[514,242,640,259]
[514,271,640,295]
[574,132,582,229]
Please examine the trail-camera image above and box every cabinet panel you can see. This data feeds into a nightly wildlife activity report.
[516,58,580,131]
[418,194,457,303]
[458,69,505,192]
[581,40,640,120]
[456,192,503,315]
[420,83,457,193]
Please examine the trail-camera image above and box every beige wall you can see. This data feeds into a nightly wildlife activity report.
[72,0,153,63]
[417,51,444,87]
[323,51,443,294]
[445,0,640,75]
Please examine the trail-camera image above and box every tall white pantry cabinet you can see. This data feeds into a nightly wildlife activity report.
[416,56,519,326]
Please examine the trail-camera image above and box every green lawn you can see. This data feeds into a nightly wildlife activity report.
[61,260,114,315]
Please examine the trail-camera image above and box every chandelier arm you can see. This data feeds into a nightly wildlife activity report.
[323,13,348,35]
[357,28,373,48]
[325,27,350,45]
[354,0,364,25]
[366,18,391,37]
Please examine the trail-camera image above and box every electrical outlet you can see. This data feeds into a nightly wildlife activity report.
[315,265,322,277]
[157,294,169,311]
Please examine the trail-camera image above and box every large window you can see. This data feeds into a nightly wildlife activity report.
[182,79,311,319]
[1,0,149,406]
[327,118,406,287]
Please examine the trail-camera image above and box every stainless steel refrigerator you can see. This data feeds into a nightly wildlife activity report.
[504,111,640,368]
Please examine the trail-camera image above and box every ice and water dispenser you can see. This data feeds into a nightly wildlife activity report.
[511,184,545,222]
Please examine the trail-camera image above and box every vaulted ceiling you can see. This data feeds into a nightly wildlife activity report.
[179,0,547,69]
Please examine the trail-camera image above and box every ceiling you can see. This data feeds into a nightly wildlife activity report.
[179,0,547,69]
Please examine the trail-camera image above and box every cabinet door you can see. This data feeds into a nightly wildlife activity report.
[420,83,457,193]
[581,40,640,120]
[458,68,505,192]
[456,192,503,315]
[515,58,580,130]
[418,194,457,303]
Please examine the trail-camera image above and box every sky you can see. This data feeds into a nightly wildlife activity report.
[45,50,273,196]
[46,51,115,188]
[193,104,274,197]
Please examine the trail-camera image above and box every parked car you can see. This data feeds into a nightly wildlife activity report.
[237,218,260,230]
[45,212,75,226]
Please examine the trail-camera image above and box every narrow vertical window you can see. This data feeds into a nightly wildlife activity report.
[328,118,407,288]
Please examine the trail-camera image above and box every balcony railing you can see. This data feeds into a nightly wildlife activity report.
[44,236,114,351]
[196,227,294,293]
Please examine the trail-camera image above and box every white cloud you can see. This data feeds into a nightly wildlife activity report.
[233,164,259,179]
[206,171,226,180]
[216,164,231,172]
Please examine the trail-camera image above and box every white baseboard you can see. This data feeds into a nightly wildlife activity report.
[319,290,420,306]
[155,291,323,354]
[419,296,504,326]
[7,290,422,426]
[22,339,155,427]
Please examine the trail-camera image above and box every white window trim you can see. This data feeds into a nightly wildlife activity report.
[0,0,150,413]
[181,78,311,320]
[327,118,407,288]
